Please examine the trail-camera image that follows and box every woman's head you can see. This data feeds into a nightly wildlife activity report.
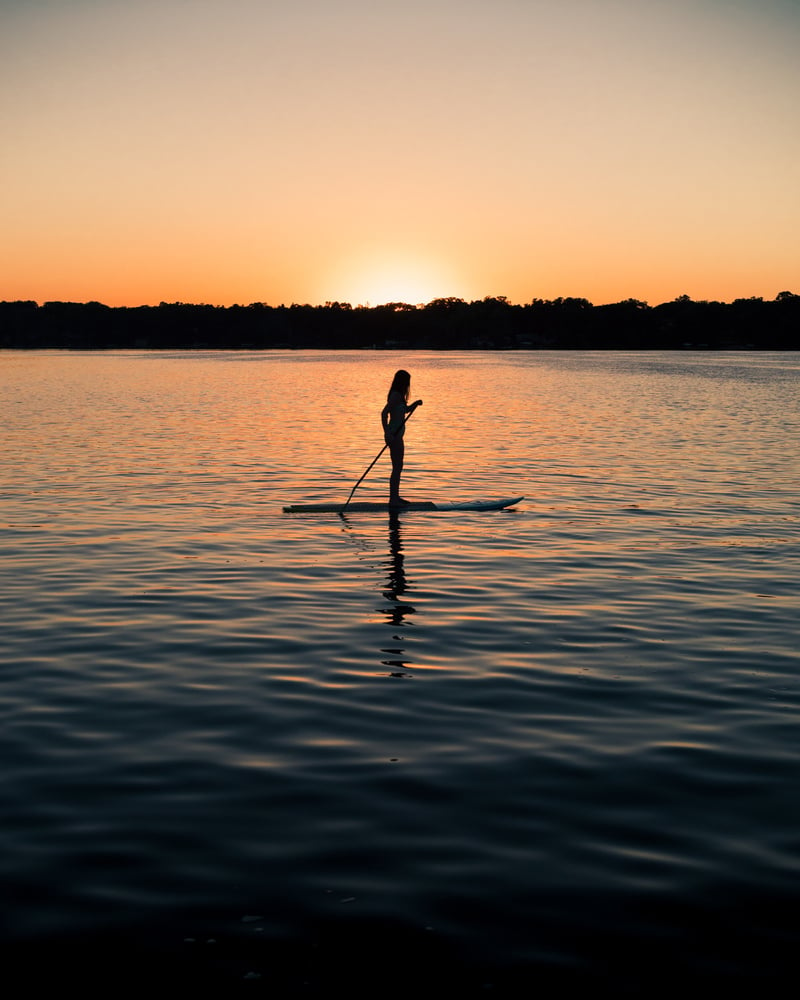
[389,369,411,402]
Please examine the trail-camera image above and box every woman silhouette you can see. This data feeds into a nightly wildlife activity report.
[380,369,422,506]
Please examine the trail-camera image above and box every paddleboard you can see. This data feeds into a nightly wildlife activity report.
[283,496,524,514]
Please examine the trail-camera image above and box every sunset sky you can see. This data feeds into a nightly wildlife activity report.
[2,0,798,308]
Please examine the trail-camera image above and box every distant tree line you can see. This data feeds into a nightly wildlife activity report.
[1,293,798,350]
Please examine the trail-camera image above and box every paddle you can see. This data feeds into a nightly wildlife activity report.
[344,407,417,508]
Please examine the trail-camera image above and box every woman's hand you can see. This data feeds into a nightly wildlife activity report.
[412,399,423,410]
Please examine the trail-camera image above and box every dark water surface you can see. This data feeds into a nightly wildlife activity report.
[2,350,798,993]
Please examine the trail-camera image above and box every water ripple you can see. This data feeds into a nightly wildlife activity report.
[2,350,799,990]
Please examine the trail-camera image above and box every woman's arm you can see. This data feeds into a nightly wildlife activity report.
[382,394,422,443]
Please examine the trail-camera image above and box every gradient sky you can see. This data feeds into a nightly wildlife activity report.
[2,0,798,307]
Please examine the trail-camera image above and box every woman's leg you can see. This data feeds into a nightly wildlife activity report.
[389,438,404,503]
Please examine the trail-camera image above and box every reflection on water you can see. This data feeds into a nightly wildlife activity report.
[379,511,415,675]
[341,510,418,675]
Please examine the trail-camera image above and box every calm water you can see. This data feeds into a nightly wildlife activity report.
[2,350,799,993]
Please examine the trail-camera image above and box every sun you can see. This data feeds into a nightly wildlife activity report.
[320,251,464,307]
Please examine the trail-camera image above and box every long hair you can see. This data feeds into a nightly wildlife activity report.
[388,369,410,403]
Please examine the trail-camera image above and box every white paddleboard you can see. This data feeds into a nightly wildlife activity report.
[283,496,524,514]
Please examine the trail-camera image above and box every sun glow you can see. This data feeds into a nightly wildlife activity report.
[320,252,466,307]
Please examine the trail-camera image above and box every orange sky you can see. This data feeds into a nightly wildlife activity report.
[2,0,798,308]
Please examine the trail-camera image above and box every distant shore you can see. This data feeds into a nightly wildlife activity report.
[2,294,798,350]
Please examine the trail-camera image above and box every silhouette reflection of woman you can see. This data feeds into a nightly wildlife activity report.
[380,511,415,674]
[383,511,408,620]
[380,370,422,506]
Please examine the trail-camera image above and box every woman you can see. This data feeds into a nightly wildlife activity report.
[380,369,422,506]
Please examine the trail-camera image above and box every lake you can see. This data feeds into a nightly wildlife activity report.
[1,349,798,994]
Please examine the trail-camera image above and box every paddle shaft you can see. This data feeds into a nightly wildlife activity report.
[344,408,416,508]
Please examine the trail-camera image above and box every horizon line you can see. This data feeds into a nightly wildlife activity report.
[4,291,798,311]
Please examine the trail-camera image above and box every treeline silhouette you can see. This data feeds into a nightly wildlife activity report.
[2,293,798,350]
